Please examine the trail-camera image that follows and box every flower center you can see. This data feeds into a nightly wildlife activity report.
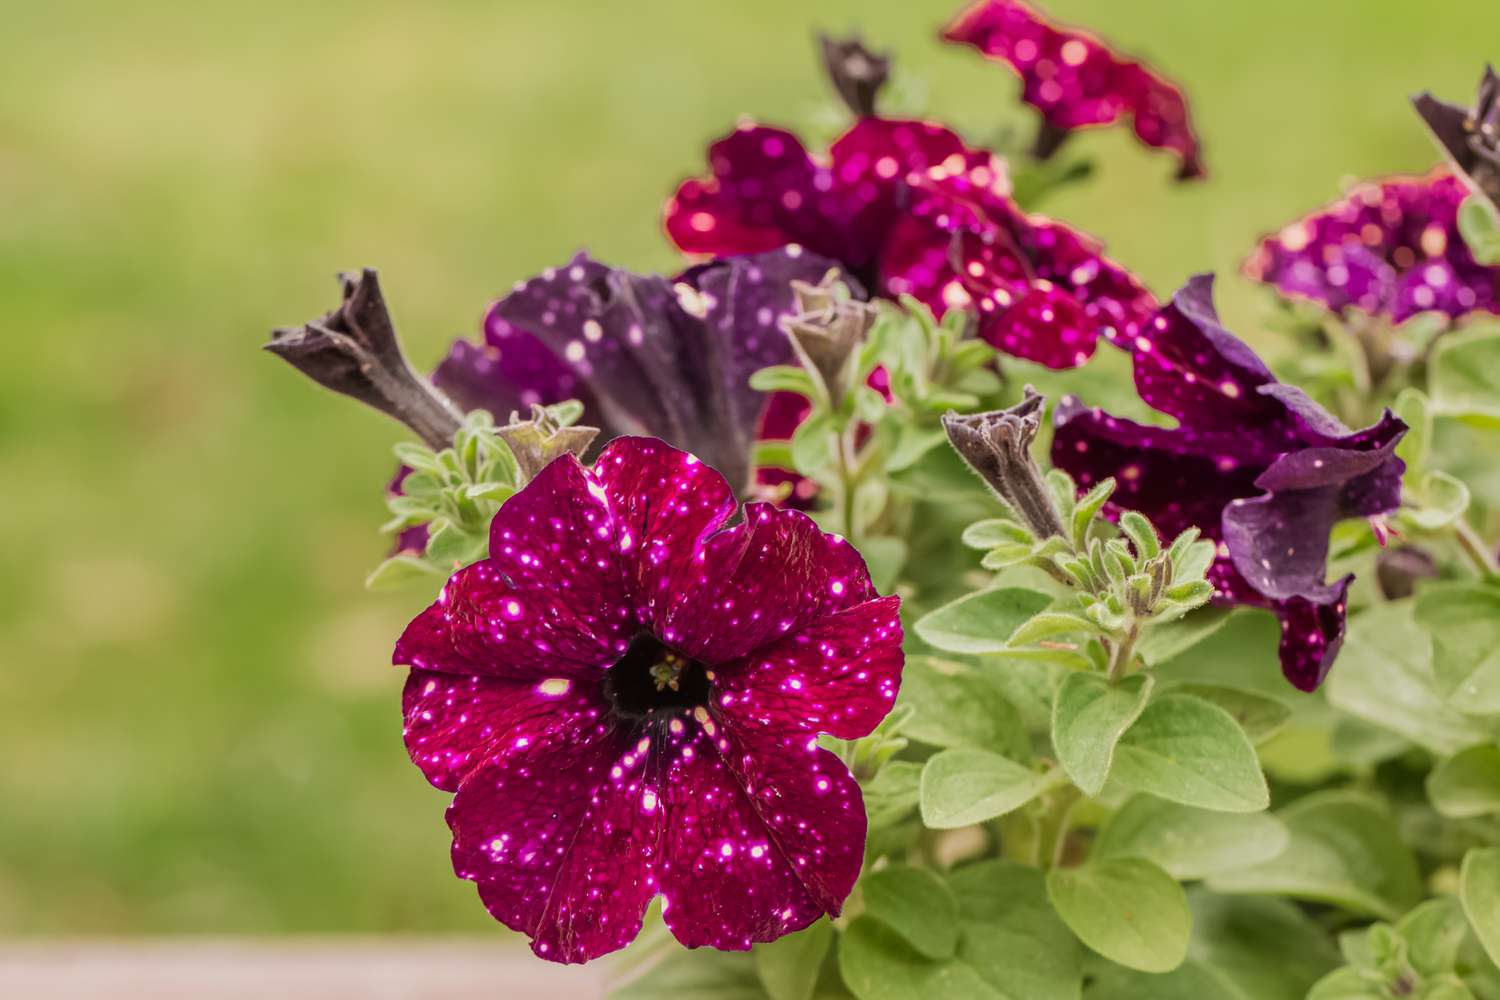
[603,633,711,718]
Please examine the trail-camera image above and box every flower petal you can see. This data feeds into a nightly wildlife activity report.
[393,455,632,679]
[657,717,865,950]
[1245,171,1500,322]
[591,437,739,622]
[654,502,879,664]
[1270,577,1353,693]
[449,719,662,964]
[402,669,603,792]
[714,595,903,740]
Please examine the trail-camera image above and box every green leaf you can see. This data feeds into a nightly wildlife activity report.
[897,657,1028,759]
[961,518,1031,550]
[1136,607,1232,665]
[364,553,442,589]
[1207,791,1422,920]
[862,760,921,829]
[1051,672,1153,795]
[861,866,959,960]
[1046,857,1191,973]
[1459,193,1500,266]
[1168,683,1292,745]
[920,750,1061,829]
[1328,601,1491,755]
[840,862,1082,1000]
[752,438,796,473]
[887,424,948,473]
[1417,584,1500,715]
[1396,387,1434,476]
[1399,896,1470,978]
[1462,848,1500,969]
[753,919,832,1000]
[789,409,835,473]
[858,536,907,594]
[1407,470,1472,529]
[1430,746,1500,819]
[1008,611,1096,646]
[1431,328,1500,425]
[749,364,817,397]
[1108,693,1269,813]
[912,587,1054,655]
[1070,478,1115,549]
[1085,892,1340,1000]
[1118,510,1160,559]
[1094,795,1290,880]
[392,441,442,473]
[425,521,484,568]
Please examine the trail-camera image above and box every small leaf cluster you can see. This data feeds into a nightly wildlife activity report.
[366,408,537,587]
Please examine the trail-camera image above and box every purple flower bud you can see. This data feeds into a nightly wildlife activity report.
[1413,65,1500,211]
[819,32,892,119]
[266,269,463,449]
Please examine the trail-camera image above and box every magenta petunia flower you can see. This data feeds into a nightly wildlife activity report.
[1244,170,1500,323]
[942,0,1205,179]
[665,119,1154,369]
[393,436,904,963]
[888,148,1158,368]
[1050,276,1405,691]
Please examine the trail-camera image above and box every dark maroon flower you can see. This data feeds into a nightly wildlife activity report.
[1244,170,1500,323]
[1413,64,1500,211]
[889,148,1158,368]
[665,119,1154,369]
[426,247,842,497]
[1051,276,1406,691]
[393,437,903,963]
[941,0,1205,179]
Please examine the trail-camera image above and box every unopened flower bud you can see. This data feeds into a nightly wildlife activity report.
[497,404,600,482]
[266,269,463,449]
[819,32,892,119]
[1414,65,1500,210]
[1375,545,1439,601]
[779,271,877,408]
[942,388,1066,540]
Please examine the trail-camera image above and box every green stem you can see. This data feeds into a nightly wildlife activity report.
[834,421,859,540]
[1455,519,1500,579]
[1106,622,1140,682]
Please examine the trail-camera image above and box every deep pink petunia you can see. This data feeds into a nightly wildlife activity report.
[1244,169,1500,323]
[942,0,1205,179]
[1050,276,1405,691]
[665,119,1153,369]
[394,437,903,963]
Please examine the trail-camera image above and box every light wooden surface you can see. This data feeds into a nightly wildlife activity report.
[0,939,607,999]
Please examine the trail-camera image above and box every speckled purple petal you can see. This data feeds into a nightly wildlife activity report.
[942,0,1205,178]
[658,715,866,950]
[1245,171,1500,322]
[394,455,632,679]
[449,718,661,964]
[402,668,604,792]
[714,595,903,740]
[1051,276,1405,690]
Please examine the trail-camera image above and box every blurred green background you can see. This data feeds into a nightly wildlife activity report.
[1,0,1495,934]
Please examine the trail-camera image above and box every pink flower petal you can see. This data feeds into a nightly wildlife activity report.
[714,596,903,740]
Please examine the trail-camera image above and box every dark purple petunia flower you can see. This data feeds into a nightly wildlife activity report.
[394,437,903,963]
[1244,170,1500,323]
[1051,276,1406,691]
[664,118,1154,369]
[429,248,841,498]
[942,0,1205,179]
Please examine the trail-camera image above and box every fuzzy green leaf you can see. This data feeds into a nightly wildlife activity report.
[1094,796,1290,880]
[753,919,832,1000]
[913,587,1054,655]
[1109,693,1269,813]
[861,866,959,960]
[1051,672,1153,795]
[920,750,1061,829]
[1462,848,1500,970]
[1430,745,1500,819]
[1046,857,1191,973]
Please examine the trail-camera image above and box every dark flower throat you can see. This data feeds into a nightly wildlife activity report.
[604,633,711,718]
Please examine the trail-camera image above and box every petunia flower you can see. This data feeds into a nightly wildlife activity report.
[1050,275,1406,691]
[665,118,1154,368]
[941,0,1205,179]
[393,436,903,963]
[1244,170,1500,323]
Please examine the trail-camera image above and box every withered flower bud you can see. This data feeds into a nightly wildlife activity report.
[266,269,463,449]
[497,404,600,483]
[942,387,1066,540]
[1413,65,1500,210]
[1375,546,1439,601]
[779,271,878,408]
[819,32,892,119]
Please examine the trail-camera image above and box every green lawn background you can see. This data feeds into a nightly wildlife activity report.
[0,0,1494,932]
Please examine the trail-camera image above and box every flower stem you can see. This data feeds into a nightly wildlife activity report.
[1106,622,1139,682]
[1454,518,1500,579]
